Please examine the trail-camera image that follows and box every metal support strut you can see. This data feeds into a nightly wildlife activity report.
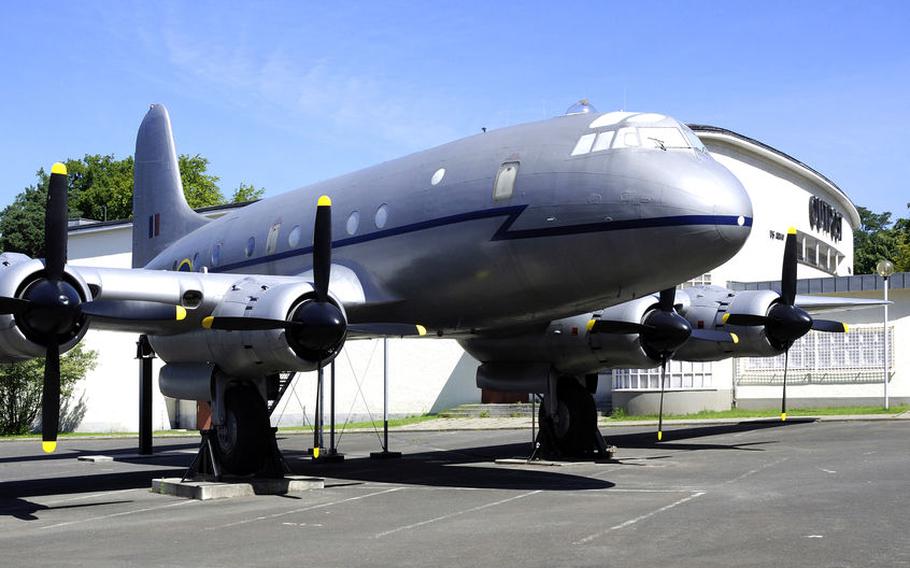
[371,338,401,459]
[135,335,155,455]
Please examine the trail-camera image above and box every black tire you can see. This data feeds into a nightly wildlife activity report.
[215,384,270,475]
[539,378,597,457]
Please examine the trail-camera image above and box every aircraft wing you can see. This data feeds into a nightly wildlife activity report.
[794,294,888,315]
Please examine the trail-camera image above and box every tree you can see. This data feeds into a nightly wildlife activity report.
[853,206,900,275]
[231,182,265,203]
[0,153,229,257]
[0,344,97,435]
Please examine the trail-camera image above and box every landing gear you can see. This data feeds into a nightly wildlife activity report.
[537,377,613,460]
[215,384,270,474]
[184,382,288,480]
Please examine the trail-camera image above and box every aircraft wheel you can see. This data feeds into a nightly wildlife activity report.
[215,384,270,475]
[539,378,597,457]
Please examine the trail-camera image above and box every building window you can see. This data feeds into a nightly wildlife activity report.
[736,324,894,385]
[493,161,519,201]
[612,360,713,390]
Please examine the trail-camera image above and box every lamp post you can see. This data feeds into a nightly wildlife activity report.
[876,259,895,410]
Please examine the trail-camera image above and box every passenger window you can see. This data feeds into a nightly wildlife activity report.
[266,223,281,254]
[592,131,614,152]
[245,236,255,258]
[287,225,301,248]
[493,161,519,201]
[571,133,597,156]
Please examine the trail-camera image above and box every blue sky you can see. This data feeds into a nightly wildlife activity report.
[1,1,907,218]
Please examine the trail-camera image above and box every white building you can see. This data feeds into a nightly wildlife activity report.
[65,125,904,432]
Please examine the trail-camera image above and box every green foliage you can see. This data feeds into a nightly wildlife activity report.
[231,182,265,203]
[178,154,224,209]
[853,206,910,274]
[0,344,97,435]
[0,182,49,257]
[0,153,238,257]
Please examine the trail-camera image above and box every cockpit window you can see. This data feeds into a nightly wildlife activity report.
[680,124,707,151]
[612,127,640,148]
[639,127,689,150]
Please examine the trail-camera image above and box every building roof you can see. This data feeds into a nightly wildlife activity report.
[690,124,860,227]
[68,200,255,235]
[730,272,910,295]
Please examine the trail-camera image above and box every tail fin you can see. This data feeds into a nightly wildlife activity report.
[132,104,209,268]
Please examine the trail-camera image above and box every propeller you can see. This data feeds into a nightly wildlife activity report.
[201,195,347,360]
[723,227,848,420]
[589,286,738,441]
[0,164,185,453]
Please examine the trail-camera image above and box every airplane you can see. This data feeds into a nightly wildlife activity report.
[0,103,863,474]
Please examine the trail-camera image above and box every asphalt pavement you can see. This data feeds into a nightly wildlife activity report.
[1,419,908,567]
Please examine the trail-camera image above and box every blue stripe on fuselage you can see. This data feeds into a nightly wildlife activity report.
[213,205,752,273]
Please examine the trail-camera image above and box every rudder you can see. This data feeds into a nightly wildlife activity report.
[132,104,209,268]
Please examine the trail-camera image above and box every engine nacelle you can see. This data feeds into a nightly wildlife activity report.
[460,296,665,389]
[0,253,92,362]
[675,288,783,361]
[151,277,346,378]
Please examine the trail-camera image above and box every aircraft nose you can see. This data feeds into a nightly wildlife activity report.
[708,160,753,246]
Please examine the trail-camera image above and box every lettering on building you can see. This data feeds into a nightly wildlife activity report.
[808,196,842,242]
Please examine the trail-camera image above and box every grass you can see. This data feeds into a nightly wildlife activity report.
[277,414,437,432]
[605,404,910,422]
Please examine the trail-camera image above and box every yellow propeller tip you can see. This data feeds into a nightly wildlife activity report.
[176,306,187,321]
[722,313,730,323]
[313,447,320,459]
[657,431,663,441]
[201,316,214,329]
[51,162,67,175]
[731,332,739,344]
[586,319,596,331]
[843,323,849,333]
[317,195,332,207]
[780,412,787,422]
[787,226,797,235]
[42,441,57,453]
[416,324,427,336]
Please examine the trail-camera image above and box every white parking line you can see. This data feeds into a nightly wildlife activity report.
[573,491,706,544]
[722,457,789,485]
[40,498,196,530]
[374,490,541,538]
[209,487,403,530]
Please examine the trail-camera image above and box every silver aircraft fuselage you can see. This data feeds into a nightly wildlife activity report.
[149,111,753,332]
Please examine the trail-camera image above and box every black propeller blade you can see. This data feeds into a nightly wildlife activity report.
[41,343,60,453]
[722,227,847,421]
[0,163,184,453]
[313,195,332,301]
[201,196,347,361]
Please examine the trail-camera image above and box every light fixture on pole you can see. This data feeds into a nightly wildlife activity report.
[876,259,895,410]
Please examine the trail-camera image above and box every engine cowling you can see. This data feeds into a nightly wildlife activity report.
[675,288,783,361]
[151,277,346,378]
[0,254,92,362]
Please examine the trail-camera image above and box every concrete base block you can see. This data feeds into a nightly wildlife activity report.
[77,455,114,462]
[151,475,324,500]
